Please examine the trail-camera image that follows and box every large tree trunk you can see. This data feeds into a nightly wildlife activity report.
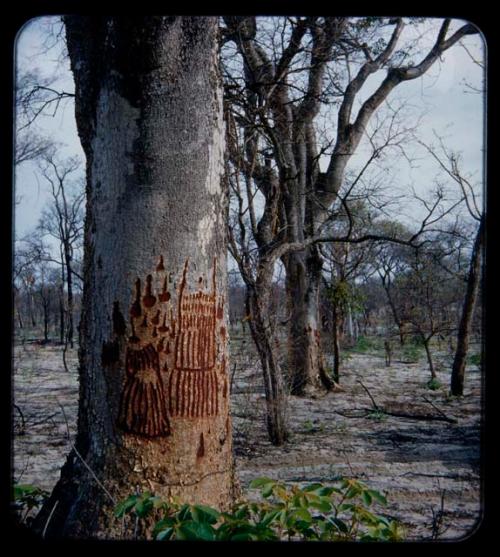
[284,248,336,396]
[34,16,236,539]
[450,216,484,396]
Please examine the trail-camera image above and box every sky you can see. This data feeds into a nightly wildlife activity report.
[13,16,485,242]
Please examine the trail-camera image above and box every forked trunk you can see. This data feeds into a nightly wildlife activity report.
[34,16,237,539]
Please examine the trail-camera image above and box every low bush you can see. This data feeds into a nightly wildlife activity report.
[12,483,49,525]
[115,477,404,541]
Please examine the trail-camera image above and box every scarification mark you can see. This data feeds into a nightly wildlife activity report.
[143,274,156,308]
[130,278,142,318]
[157,337,164,353]
[118,344,170,436]
[156,255,165,272]
[152,310,160,326]
[129,320,140,343]
[158,312,168,333]
[119,257,226,435]
[159,277,170,302]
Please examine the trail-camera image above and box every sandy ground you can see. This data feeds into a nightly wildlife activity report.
[12,333,482,541]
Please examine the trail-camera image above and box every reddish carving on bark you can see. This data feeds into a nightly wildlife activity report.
[118,257,226,436]
[159,277,170,302]
[118,343,170,437]
[130,279,142,318]
[143,274,156,308]
[156,255,165,272]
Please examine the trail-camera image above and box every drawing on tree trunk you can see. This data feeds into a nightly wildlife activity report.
[118,257,225,436]
[118,343,170,437]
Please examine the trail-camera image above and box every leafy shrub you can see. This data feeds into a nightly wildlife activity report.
[426,377,442,391]
[115,478,404,541]
[12,483,49,525]
[367,409,387,421]
[352,336,382,353]
[467,353,481,367]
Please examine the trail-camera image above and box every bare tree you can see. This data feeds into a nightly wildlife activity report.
[420,139,484,395]
[37,154,84,349]
[222,16,479,397]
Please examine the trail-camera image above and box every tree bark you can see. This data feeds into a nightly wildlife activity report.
[283,248,335,396]
[423,338,436,380]
[64,245,74,348]
[34,16,237,539]
[450,216,484,396]
[245,274,288,445]
[284,248,336,395]
[332,302,340,383]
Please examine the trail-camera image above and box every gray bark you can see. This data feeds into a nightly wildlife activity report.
[34,16,237,539]
[451,216,484,396]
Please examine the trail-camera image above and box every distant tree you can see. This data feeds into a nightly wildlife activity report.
[222,16,479,397]
[420,139,484,396]
[37,154,84,349]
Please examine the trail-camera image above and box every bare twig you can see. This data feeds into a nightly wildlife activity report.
[357,380,380,411]
[42,500,59,539]
[58,403,116,505]
[422,396,458,423]
[13,404,26,435]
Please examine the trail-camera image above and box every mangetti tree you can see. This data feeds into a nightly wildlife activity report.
[33,16,237,539]
[222,16,479,396]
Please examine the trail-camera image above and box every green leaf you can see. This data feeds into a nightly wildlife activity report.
[135,497,153,518]
[260,509,280,526]
[345,486,360,499]
[191,504,220,524]
[249,477,275,489]
[178,504,192,521]
[114,495,138,518]
[153,516,176,537]
[367,489,387,506]
[310,499,332,513]
[176,521,216,541]
[156,527,174,541]
[361,490,372,506]
[261,483,275,498]
[231,532,258,541]
[293,508,313,523]
[303,483,323,493]
[329,517,349,533]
